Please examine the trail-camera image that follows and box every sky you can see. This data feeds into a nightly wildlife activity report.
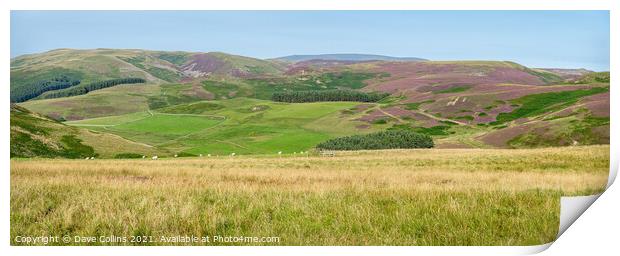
[11,11,610,71]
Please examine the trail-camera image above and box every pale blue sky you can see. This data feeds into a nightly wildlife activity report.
[11,11,610,71]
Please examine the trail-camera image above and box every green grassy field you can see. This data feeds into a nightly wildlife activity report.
[10,145,609,245]
[20,84,160,120]
[10,105,161,159]
[67,98,375,155]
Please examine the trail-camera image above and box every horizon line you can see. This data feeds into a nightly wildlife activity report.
[10,47,607,71]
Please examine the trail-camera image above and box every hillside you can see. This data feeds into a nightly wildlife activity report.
[539,68,592,80]
[65,98,377,156]
[10,49,610,157]
[275,53,427,62]
[10,104,162,158]
[10,49,285,102]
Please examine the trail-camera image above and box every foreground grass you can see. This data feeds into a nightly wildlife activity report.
[10,146,609,245]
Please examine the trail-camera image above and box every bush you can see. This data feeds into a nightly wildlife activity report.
[177,152,197,157]
[114,153,144,159]
[316,130,434,150]
[371,118,389,124]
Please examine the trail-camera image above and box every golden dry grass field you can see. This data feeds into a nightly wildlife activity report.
[10,145,609,246]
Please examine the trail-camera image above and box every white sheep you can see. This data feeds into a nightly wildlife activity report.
[231,153,236,157]
[278,151,282,155]
[152,156,158,160]
[142,155,146,159]
[90,157,95,160]
[207,154,211,157]
[174,154,178,158]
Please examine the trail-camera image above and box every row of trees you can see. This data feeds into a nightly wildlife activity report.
[42,78,146,99]
[316,130,434,150]
[271,90,389,103]
[11,75,81,102]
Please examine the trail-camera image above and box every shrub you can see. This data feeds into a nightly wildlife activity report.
[177,152,197,157]
[114,153,144,159]
[316,130,434,150]
[371,118,388,124]
[454,115,474,121]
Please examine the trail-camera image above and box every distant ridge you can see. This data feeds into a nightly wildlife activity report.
[274,54,427,62]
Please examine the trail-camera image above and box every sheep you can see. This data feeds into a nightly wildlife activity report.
[142,155,146,159]
[207,154,211,157]
[231,153,236,157]
[199,154,203,157]
[278,151,282,155]
[152,156,158,160]
[85,157,89,160]
[174,154,178,158]
[90,157,95,160]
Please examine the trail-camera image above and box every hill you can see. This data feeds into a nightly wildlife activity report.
[10,104,163,158]
[10,49,610,157]
[274,53,427,62]
[10,49,285,102]
[539,68,592,80]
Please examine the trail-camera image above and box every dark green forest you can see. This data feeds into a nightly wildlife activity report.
[41,78,146,99]
[316,130,434,150]
[10,75,81,102]
[272,90,389,103]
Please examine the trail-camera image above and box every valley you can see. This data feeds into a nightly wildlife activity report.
[7,10,612,248]
[8,49,611,246]
[10,49,610,158]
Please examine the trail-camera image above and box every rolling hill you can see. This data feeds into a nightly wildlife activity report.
[10,49,610,157]
[274,53,427,62]
[10,104,163,158]
[10,49,285,102]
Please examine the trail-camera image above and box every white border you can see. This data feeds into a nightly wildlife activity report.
[2,1,616,256]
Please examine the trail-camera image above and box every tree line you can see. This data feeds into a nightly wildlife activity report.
[316,130,434,150]
[10,75,81,102]
[271,90,389,103]
[41,78,146,99]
